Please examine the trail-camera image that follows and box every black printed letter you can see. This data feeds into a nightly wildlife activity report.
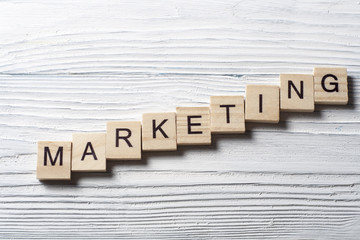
[152,119,168,138]
[187,116,202,134]
[44,146,63,166]
[321,74,339,92]
[220,104,236,123]
[116,128,133,147]
[259,94,263,113]
[81,142,98,160]
[288,80,304,99]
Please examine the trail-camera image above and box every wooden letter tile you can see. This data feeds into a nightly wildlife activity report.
[142,112,177,151]
[176,107,211,145]
[72,133,106,172]
[314,67,348,105]
[37,141,72,180]
[280,74,314,112]
[210,96,245,133]
[106,121,141,160]
[245,85,280,123]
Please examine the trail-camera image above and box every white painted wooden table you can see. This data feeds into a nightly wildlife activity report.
[1,0,360,239]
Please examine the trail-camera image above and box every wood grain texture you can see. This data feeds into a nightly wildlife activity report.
[0,0,360,239]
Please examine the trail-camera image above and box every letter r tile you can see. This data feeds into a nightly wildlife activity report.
[106,121,141,160]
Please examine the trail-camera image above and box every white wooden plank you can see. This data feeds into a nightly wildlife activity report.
[0,1,359,75]
[0,0,360,239]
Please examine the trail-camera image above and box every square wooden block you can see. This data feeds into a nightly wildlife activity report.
[210,96,245,133]
[142,112,177,151]
[280,74,314,112]
[106,121,141,160]
[176,107,211,145]
[37,141,72,180]
[72,133,106,172]
[245,85,280,123]
[314,67,348,105]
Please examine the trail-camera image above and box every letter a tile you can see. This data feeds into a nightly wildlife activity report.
[176,107,211,145]
[37,141,72,180]
[314,67,348,105]
[142,112,177,151]
[106,121,141,160]
[72,133,106,172]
